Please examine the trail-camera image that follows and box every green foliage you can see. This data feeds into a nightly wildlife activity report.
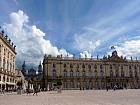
[56,79,62,86]
[17,80,23,86]
[53,79,63,87]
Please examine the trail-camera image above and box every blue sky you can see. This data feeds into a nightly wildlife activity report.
[1,0,140,67]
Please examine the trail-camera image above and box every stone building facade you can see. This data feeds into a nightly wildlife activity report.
[0,30,16,91]
[43,51,140,90]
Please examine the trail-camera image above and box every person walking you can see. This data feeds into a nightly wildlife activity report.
[26,86,30,95]
[106,86,109,92]
[33,86,38,96]
[113,85,117,91]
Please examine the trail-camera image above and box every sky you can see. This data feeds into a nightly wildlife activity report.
[1,0,140,69]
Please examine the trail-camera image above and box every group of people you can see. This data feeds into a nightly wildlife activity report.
[26,86,38,96]
[106,85,118,91]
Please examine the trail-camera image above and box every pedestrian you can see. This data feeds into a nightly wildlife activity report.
[26,86,30,95]
[106,86,108,92]
[33,86,38,96]
[113,85,117,91]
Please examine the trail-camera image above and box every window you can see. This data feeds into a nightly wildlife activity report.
[110,65,112,69]
[0,45,1,53]
[100,70,104,77]
[3,58,5,69]
[64,63,66,68]
[121,70,124,77]
[135,70,137,77]
[88,65,91,69]
[76,70,80,77]
[52,69,56,78]
[129,66,132,70]
[3,76,5,82]
[10,63,12,71]
[100,65,103,69]
[70,70,73,77]
[88,70,92,77]
[7,77,9,82]
[129,70,133,77]
[115,70,119,77]
[77,64,79,68]
[121,66,123,70]
[94,65,97,69]
[94,70,97,77]
[53,64,56,68]
[82,64,85,69]
[63,69,67,77]
[110,70,113,77]
[0,57,1,67]
[7,61,9,70]
[70,64,73,68]
[134,66,137,70]
[82,70,86,76]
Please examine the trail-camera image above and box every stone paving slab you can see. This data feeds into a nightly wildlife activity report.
[0,89,140,105]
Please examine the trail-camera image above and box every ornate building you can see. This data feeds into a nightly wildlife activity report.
[0,30,16,91]
[43,51,140,90]
[21,61,43,90]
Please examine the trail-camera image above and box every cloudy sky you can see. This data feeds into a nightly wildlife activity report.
[1,0,140,68]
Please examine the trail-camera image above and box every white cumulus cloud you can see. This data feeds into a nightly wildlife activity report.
[108,40,140,59]
[3,10,72,68]
[80,51,91,58]
[74,33,101,53]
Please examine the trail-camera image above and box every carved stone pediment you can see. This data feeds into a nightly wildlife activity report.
[104,50,127,62]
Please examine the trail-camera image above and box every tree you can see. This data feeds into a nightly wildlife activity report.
[17,80,23,87]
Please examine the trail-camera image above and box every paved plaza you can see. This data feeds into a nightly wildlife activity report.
[0,89,140,105]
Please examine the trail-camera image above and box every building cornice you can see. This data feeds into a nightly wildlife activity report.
[0,33,16,54]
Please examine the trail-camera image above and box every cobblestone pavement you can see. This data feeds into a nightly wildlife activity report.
[0,89,140,105]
